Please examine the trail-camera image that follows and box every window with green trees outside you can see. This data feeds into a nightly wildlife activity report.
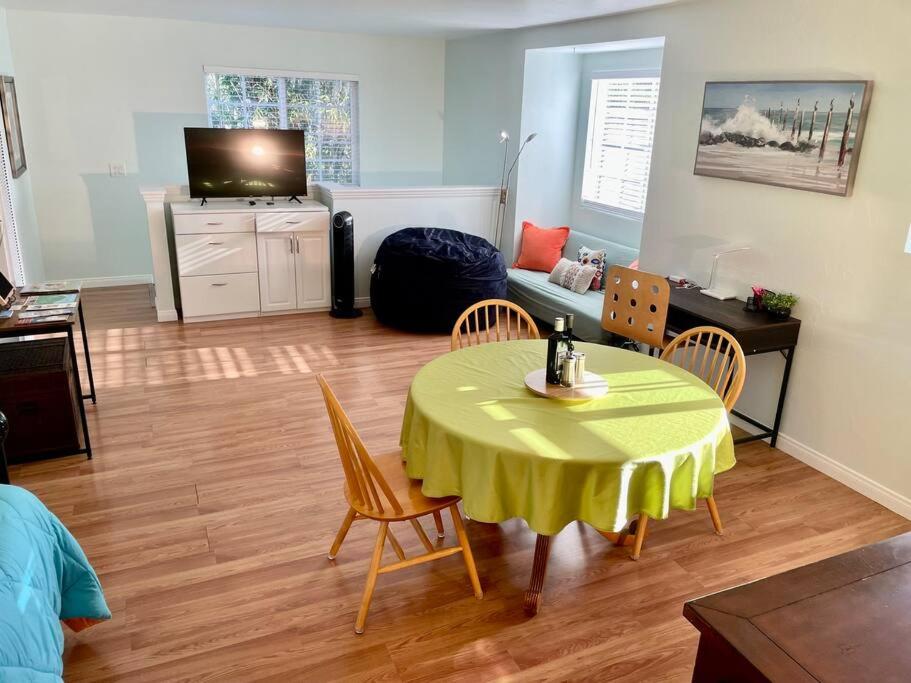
[205,69,359,185]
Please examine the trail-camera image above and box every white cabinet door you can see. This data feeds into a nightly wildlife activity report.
[294,232,330,310]
[257,233,297,312]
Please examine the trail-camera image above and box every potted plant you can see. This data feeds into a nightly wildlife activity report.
[762,292,798,320]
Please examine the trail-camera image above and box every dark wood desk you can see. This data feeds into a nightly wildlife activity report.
[666,287,800,447]
[684,532,911,683]
[0,291,94,460]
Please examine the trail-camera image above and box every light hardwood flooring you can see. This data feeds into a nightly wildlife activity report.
[9,285,909,682]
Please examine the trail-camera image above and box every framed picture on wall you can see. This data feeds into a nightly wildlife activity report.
[694,80,873,196]
[0,76,26,179]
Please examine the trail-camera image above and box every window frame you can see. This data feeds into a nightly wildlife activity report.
[202,65,361,186]
[580,68,661,221]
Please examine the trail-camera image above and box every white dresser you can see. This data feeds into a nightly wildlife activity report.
[171,200,330,323]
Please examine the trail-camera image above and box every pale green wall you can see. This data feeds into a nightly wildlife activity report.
[443,0,911,512]
[569,48,664,249]
[509,49,581,262]
[6,10,446,282]
[0,8,43,283]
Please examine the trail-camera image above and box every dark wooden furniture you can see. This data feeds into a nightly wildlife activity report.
[684,532,911,682]
[0,290,93,460]
[666,287,800,446]
[0,411,8,485]
[0,338,82,462]
[17,285,97,404]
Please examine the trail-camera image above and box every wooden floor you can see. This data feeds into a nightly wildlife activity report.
[10,285,910,682]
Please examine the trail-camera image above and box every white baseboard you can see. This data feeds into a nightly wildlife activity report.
[355,296,370,309]
[77,274,153,288]
[156,308,178,322]
[775,432,911,520]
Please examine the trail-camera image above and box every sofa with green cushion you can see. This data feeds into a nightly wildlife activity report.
[507,229,640,342]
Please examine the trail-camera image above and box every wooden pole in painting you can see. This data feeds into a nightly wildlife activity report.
[778,101,785,130]
[808,100,819,141]
[797,109,804,140]
[819,98,835,161]
[790,98,800,140]
[838,93,856,168]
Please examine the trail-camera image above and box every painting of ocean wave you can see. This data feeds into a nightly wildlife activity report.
[694,81,872,196]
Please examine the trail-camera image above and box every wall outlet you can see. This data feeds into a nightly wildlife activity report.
[109,162,126,177]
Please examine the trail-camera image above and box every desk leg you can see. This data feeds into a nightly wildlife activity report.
[77,300,97,404]
[770,346,795,448]
[524,534,552,616]
[68,327,93,459]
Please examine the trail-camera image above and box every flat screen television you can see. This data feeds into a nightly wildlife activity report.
[184,127,308,200]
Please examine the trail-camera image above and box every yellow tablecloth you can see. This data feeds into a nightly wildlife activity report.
[400,340,734,535]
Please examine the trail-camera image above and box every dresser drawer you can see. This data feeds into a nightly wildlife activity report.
[173,212,255,235]
[179,272,261,319]
[256,211,329,233]
[175,233,258,276]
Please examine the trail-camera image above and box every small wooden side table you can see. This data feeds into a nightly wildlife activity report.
[0,289,94,460]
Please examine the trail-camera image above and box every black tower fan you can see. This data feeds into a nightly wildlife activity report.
[330,211,362,318]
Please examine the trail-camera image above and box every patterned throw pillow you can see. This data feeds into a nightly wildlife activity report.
[577,247,607,291]
[548,258,598,295]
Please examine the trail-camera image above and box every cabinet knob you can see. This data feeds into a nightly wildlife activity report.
[206,221,223,226]
[207,241,223,245]
[210,283,228,287]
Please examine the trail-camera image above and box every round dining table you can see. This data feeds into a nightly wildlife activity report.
[400,339,734,613]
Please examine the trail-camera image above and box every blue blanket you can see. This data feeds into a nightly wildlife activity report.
[0,485,110,681]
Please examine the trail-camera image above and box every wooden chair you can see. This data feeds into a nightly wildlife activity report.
[316,374,483,633]
[451,299,540,351]
[601,265,670,353]
[626,326,746,560]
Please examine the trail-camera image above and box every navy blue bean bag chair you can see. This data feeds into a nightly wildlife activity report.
[371,228,507,333]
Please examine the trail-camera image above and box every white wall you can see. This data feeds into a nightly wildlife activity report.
[512,49,581,259]
[443,0,911,516]
[5,10,446,283]
[0,8,43,283]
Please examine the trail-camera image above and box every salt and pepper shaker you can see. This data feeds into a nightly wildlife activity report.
[561,355,577,388]
[573,352,586,383]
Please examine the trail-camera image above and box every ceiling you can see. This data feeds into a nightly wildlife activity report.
[0,0,686,38]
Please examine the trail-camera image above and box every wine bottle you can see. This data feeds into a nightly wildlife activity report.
[546,317,568,385]
[565,313,575,355]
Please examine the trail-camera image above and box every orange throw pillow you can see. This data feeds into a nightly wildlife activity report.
[513,222,570,272]
[62,617,107,632]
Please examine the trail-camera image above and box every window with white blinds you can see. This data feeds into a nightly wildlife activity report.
[204,68,359,185]
[581,73,660,218]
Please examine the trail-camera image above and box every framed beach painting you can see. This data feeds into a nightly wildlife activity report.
[694,80,873,196]
[0,76,26,179]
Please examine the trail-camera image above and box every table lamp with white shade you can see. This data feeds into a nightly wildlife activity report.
[701,247,752,300]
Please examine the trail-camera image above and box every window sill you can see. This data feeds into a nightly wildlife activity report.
[579,200,644,222]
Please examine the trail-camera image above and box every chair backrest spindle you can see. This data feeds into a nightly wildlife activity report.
[660,326,746,411]
[451,299,540,351]
[317,374,404,515]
